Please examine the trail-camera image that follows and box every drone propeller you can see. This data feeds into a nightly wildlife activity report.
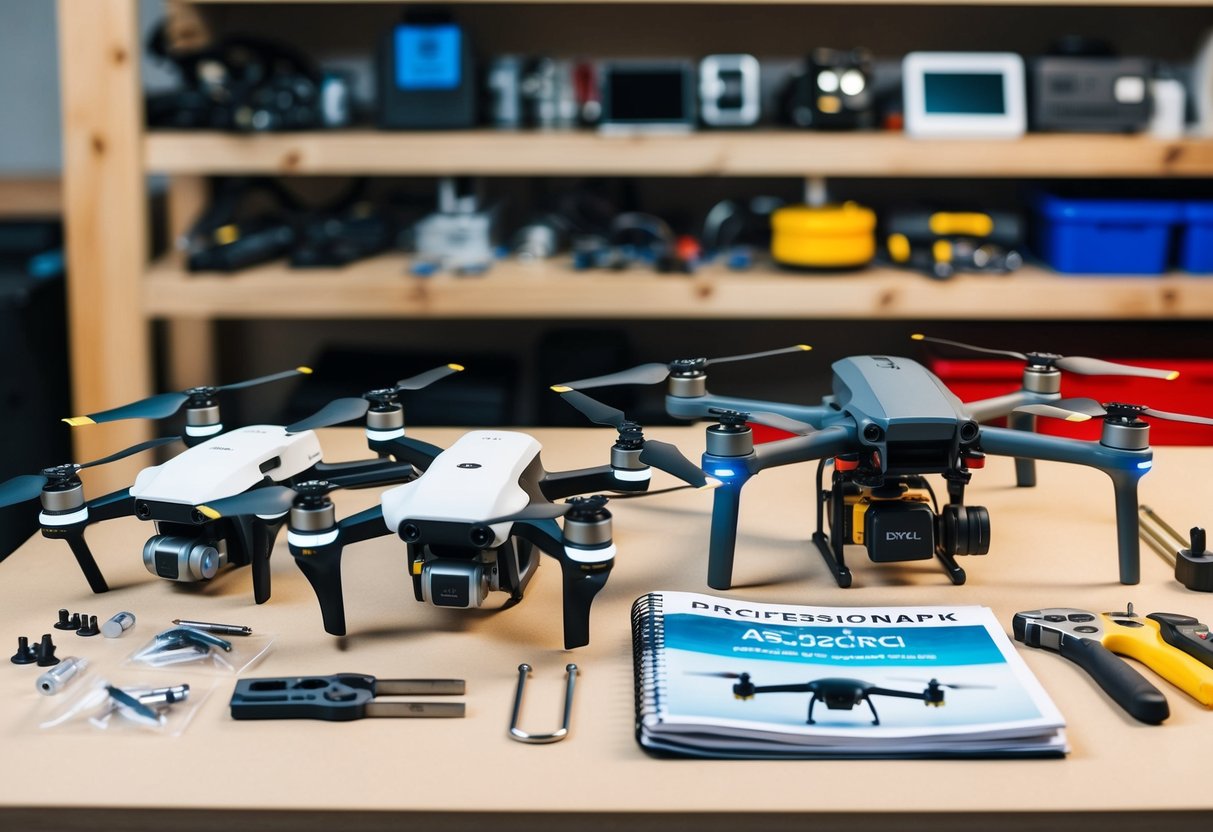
[395,363,464,391]
[63,367,313,426]
[196,485,301,520]
[686,671,749,679]
[891,677,996,690]
[1014,398,1213,427]
[559,345,812,390]
[285,398,371,433]
[550,387,719,489]
[0,435,182,508]
[910,334,1178,381]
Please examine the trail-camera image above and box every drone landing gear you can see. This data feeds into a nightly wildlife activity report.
[813,461,968,587]
[811,531,852,589]
[805,696,880,725]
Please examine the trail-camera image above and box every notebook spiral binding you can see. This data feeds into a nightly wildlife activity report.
[631,593,667,741]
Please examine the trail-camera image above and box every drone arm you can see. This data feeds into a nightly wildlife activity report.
[86,488,136,521]
[322,462,417,490]
[748,683,816,695]
[964,390,1057,423]
[540,465,647,501]
[751,425,855,471]
[666,394,832,427]
[866,686,930,702]
[513,517,612,650]
[979,426,1150,584]
[369,435,444,472]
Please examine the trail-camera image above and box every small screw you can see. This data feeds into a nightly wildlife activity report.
[10,636,37,665]
[76,615,100,637]
[53,609,78,631]
[35,634,59,667]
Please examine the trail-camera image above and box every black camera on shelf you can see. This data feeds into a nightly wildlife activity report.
[827,476,990,564]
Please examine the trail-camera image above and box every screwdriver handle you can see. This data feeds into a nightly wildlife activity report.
[1059,636,1169,724]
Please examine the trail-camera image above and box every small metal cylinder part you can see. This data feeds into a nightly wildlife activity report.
[706,424,754,457]
[1022,367,1061,395]
[668,374,707,398]
[101,611,136,638]
[185,405,221,427]
[136,684,190,707]
[1101,420,1150,451]
[36,657,89,696]
[40,483,85,513]
[610,445,644,470]
[366,405,404,431]
[563,516,613,548]
[171,619,253,636]
[290,503,337,533]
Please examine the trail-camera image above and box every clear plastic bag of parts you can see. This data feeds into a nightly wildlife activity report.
[124,625,274,674]
[36,674,211,737]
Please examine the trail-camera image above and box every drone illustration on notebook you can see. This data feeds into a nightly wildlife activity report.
[0,366,457,604]
[697,671,991,725]
[559,339,1210,589]
[194,386,718,649]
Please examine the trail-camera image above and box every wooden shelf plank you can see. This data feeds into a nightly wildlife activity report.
[144,131,1213,177]
[180,0,1213,6]
[143,255,1213,320]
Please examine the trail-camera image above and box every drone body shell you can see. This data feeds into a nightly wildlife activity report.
[130,425,322,506]
[381,430,541,546]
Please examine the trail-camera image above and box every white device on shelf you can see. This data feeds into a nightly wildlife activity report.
[699,54,761,127]
[902,52,1026,140]
[1195,29,1213,136]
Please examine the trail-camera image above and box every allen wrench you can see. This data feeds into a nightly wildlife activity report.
[508,663,577,744]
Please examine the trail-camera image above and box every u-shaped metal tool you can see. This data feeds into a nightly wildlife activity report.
[508,663,577,744]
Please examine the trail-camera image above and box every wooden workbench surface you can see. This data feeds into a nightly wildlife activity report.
[2,427,1211,830]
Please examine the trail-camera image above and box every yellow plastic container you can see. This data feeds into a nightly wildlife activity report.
[770,202,877,269]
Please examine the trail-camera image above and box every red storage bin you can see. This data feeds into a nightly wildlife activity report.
[929,359,1213,445]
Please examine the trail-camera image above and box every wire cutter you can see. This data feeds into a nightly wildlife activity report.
[230,674,466,721]
[1012,604,1213,724]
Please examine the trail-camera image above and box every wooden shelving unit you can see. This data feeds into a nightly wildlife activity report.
[145,255,1213,320]
[58,0,1213,481]
[145,131,1213,178]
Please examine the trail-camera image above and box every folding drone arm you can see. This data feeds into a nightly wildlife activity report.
[540,466,648,502]
[42,487,136,594]
[511,517,613,650]
[367,435,445,472]
[745,683,816,695]
[866,686,933,702]
[964,389,1066,489]
[978,425,1151,584]
[666,393,833,427]
[290,504,394,636]
[963,390,1061,423]
[704,425,855,591]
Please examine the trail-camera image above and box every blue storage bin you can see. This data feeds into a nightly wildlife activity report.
[1033,195,1182,275]
[1181,202,1213,274]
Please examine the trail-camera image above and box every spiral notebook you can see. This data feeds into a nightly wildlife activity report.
[632,591,1067,759]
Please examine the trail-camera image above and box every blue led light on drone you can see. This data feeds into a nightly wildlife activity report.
[713,468,737,477]
[1136,461,1153,470]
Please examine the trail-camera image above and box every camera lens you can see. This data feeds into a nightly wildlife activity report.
[959,421,980,443]
[863,424,883,442]
[940,505,991,556]
[469,526,494,547]
[401,523,422,542]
